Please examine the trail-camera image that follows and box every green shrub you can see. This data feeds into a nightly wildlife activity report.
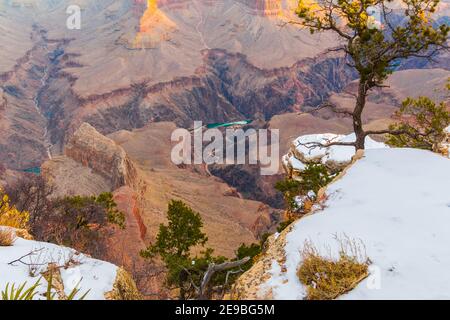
[386,96,450,151]
[275,163,335,212]
[277,218,296,233]
[1,280,40,300]
[95,192,126,228]
[300,164,335,195]
[275,179,302,211]
[140,200,209,299]
[236,242,262,272]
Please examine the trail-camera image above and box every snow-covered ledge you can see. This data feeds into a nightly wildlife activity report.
[282,133,387,176]
[0,227,139,300]
[235,147,450,299]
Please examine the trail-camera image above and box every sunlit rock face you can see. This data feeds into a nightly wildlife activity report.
[236,0,282,16]
[133,0,177,47]
[130,0,177,48]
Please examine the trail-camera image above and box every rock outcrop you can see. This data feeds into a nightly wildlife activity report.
[232,228,289,300]
[42,125,155,297]
[41,156,113,197]
[282,133,387,178]
[65,123,138,190]
[105,267,142,300]
[237,0,282,16]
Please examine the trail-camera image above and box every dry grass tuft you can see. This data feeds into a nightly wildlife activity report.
[0,228,17,246]
[297,236,370,300]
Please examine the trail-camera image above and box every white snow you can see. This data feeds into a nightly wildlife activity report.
[263,148,450,299]
[0,231,118,300]
[283,154,306,171]
[292,133,387,166]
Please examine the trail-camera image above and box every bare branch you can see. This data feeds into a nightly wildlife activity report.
[363,129,428,138]
[310,102,354,117]
[8,248,46,266]
[296,140,357,155]
[198,257,250,300]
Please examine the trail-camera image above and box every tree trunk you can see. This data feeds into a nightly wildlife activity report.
[353,80,368,150]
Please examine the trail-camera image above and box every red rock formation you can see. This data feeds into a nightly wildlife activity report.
[113,186,147,240]
[237,0,282,16]
[105,185,168,298]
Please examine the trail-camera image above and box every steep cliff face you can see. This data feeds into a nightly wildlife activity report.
[65,123,138,190]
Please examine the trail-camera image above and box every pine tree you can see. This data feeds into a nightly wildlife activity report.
[294,0,449,150]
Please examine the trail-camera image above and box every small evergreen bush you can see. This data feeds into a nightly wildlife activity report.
[386,96,450,151]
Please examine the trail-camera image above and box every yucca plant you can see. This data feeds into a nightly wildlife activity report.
[1,278,41,300]
[1,274,90,300]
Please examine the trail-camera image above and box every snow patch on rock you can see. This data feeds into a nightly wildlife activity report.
[283,133,387,174]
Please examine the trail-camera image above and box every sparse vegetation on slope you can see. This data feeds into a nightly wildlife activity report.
[0,189,29,230]
[0,229,16,247]
[297,237,370,300]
